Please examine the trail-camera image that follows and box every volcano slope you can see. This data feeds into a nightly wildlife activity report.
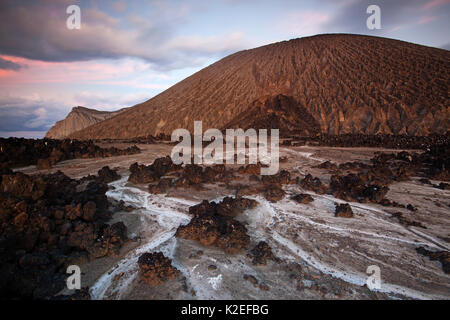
[70,34,449,139]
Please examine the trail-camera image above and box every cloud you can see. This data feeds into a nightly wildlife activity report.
[422,0,450,10]
[318,0,450,35]
[0,94,68,132]
[419,15,437,24]
[112,1,127,13]
[280,11,331,37]
[0,57,22,70]
[0,55,173,87]
[72,91,151,110]
[0,0,252,71]
[442,43,450,50]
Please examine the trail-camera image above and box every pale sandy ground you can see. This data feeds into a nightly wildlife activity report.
[16,144,450,300]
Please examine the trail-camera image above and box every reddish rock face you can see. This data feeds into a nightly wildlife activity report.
[138,252,180,286]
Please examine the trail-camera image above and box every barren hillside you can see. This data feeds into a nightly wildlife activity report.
[46,106,127,139]
[70,34,449,139]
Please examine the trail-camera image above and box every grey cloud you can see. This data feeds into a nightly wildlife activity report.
[0,57,22,70]
[0,0,251,71]
[320,0,450,36]
[0,96,68,132]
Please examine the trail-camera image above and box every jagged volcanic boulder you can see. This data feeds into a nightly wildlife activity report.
[299,174,328,194]
[148,178,173,194]
[291,193,314,204]
[129,163,160,184]
[292,134,450,150]
[263,184,286,202]
[0,168,126,299]
[179,164,203,185]
[138,252,180,286]
[129,156,181,184]
[235,184,262,198]
[97,166,120,184]
[177,214,250,253]
[188,197,258,219]
[335,203,354,218]
[0,138,140,169]
[172,164,234,188]
[0,172,46,201]
[215,196,258,217]
[248,241,276,265]
[177,198,254,253]
[238,164,262,175]
[338,161,372,171]
[315,161,338,171]
[261,170,292,185]
[329,174,389,203]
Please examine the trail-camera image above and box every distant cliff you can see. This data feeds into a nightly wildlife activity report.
[46,106,127,139]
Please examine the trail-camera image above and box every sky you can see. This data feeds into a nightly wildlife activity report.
[0,0,449,138]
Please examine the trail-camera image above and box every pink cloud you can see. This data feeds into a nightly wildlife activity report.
[419,16,437,24]
[0,69,15,77]
[422,0,450,10]
[281,11,331,37]
[0,55,167,89]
